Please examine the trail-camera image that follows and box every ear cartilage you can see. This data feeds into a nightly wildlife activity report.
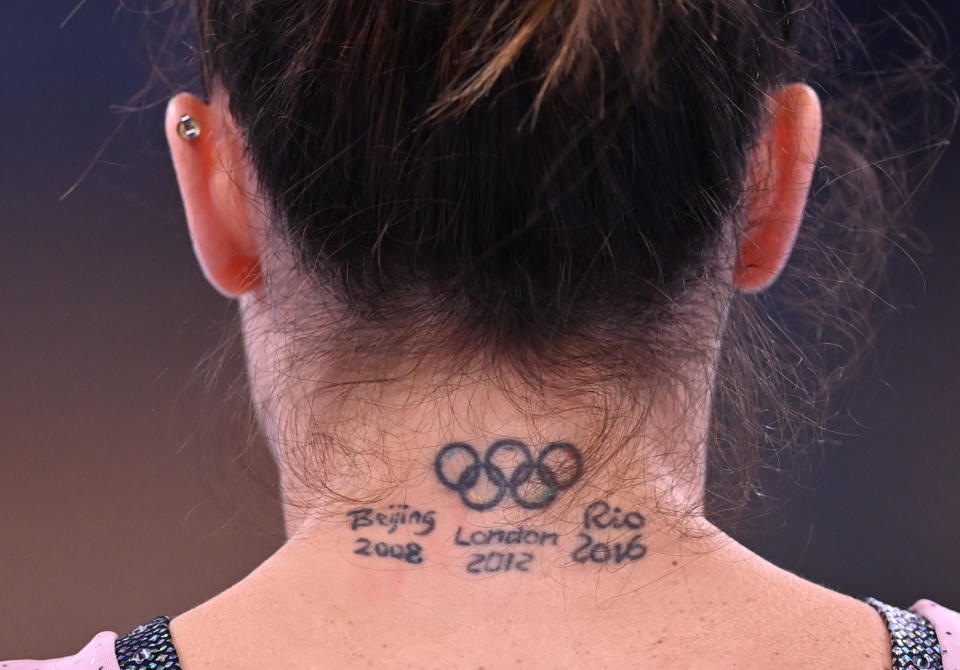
[176,114,202,142]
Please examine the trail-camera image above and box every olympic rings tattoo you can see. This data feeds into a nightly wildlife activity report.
[434,440,583,511]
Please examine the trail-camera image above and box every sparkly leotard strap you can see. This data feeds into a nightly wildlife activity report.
[866,597,944,670]
[114,615,183,670]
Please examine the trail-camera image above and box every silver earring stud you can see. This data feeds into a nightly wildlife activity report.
[176,114,201,142]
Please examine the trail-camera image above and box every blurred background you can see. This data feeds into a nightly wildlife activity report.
[1,0,958,659]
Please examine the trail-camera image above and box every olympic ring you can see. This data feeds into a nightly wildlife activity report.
[434,440,583,511]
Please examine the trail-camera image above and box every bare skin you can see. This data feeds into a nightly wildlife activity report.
[160,82,897,668]
[167,478,893,670]
[164,380,892,670]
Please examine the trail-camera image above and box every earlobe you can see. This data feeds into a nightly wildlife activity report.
[734,83,822,293]
[165,92,263,298]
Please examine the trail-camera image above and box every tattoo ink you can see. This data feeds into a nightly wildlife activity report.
[571,533,646,564]
[353,538,424,565]
[572,500,648,565]
[452,526,558,575]
[465,551,535,574]
[583,501,645,531]
[453,526,560,547]
[344,503,433,566]
[345,504,436,536]
[434,439,583,511]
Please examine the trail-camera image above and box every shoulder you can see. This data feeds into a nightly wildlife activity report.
[0,631,120,670]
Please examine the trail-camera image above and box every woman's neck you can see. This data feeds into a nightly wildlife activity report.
[258,369,724,603]
[169,365,891,668]
[276,369,712,536]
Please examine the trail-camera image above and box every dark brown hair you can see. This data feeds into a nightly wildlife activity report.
[169,0,954,524]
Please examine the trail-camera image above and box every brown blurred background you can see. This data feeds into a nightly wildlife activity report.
[1,0,959,659]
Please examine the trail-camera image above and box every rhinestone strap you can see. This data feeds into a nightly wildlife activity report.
[866,597,944,670]
[115,615,183,670]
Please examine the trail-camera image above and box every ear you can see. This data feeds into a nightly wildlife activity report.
[165,91,263,298]
[734,83,822,292]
